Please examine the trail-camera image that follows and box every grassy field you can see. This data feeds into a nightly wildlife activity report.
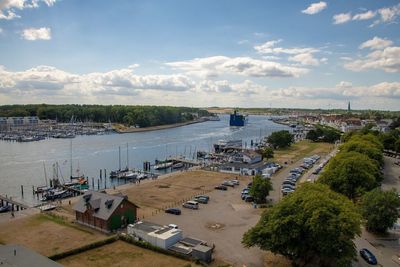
[273,140,334,165]
[58,240,197,267]
[0,213,106,256]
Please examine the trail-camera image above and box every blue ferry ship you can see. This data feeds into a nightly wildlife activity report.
[229,110,248,126]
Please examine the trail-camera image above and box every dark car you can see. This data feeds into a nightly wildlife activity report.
[244,195,254,202]
[195,195,210,201]
[165,208,181,215]
[359,248,377,265]
[215,185,228,191]
[193,196,208,204]
[0,205,11,213]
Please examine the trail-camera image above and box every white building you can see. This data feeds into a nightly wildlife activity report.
[127,221,183,249]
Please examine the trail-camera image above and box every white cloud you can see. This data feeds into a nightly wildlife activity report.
[302,1,327,15]
[237,39,249,45]
[166,56,309,78]
[359,37,393,50]
[332,4,400,27]
[333,13,352,24]
[340,56,352,61]
[353,10,376,21]
[21,27,51,40]
[254,40,317,55]
[288,53,319,66]
[345,38,400,73]
[0,0,56,20]
[0,27,2,33]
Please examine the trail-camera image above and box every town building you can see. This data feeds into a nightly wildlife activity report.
[128,221,183,249]
[73,191,138,232]
[0,244,63,267]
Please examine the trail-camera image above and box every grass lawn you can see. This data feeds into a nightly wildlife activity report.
[58,240,197,267]
[273,140,334,164]
[0,213,106,256]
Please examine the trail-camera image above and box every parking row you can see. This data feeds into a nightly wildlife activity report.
[281,154,321,196]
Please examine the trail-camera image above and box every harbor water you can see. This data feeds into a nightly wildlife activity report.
[0,114,290,205]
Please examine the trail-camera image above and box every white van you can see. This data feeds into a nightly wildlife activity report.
[182,200,199,210]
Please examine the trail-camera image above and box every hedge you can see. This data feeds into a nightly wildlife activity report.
[48,235,118,260]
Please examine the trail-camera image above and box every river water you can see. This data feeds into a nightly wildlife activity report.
[0,114,289,205]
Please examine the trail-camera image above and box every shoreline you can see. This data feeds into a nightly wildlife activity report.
[113,118,209,133]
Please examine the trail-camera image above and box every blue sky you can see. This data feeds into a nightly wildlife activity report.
[0,0,399,110]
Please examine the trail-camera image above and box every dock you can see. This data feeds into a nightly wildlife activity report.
[168,157,200,166]
[0,195,30,211]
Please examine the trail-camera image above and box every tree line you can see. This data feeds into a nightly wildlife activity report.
[0,104,210,127]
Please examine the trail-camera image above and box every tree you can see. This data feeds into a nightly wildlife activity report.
[267,130,294,149]
[259,147,274,160]
[340,140,383,166]
[319,151,379,199]
[249,174,273,204]
[361,189,400,233]
[243,183,361,267]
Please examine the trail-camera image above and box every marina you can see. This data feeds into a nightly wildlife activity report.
[0,114,290,206]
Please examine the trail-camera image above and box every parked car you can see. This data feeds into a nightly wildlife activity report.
[244,195,254,202]
[195,195,210,201]
[165,208,181,215]
[182,201,199,209]
[241,193,249,200]
[283,180,296,186]
[0,205,11,213]
[222,180,235,187]
[241,188,249,194]
[247,182,253,188]
[168,224,178,229]
[359,248,377,265]
[231,179,240,185]
[215,185,228,191]
[193,196,208,204]
[281,188,295,195]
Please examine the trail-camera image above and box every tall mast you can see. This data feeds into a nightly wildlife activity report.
[43,161,48,187]
[126,143,129,169]
[118,146,121,170]
[70,139,73,180]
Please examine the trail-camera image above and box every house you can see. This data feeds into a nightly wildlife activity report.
[0,244,63,267]
[127,221,183,249]
[73,190,138,232]
[219,161,270,175]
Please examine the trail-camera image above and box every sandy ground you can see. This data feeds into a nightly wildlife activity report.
[148,175,264,267]
[0,213,106,256]
[59,240,197,267]
[105,170,237,220]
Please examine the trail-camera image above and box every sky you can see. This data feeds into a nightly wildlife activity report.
[0,0,399,110]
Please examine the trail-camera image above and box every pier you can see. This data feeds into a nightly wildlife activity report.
[167,157,200,167]
[0,195,30,211]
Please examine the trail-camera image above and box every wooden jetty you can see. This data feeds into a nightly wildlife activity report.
[0,195,30,211]
[168,157,200,166]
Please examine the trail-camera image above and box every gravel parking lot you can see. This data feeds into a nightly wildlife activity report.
[148,175,265,267]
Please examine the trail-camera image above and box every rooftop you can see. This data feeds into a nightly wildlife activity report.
[0,244,63,267]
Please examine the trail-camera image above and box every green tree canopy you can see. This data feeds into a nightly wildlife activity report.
[243,183,361,267]
[306,125,341,143]
[340,140,383,166]
[319,151,379,199]
[267,130,294,149]
[249,174,273,204]
[258,147,274,160]
[361,189,400,233]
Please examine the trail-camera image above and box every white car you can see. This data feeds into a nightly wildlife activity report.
[231,179,240,185]
[168,224,178,229]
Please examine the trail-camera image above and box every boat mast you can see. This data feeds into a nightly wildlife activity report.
[70,139,73,180]
[43,161,48,187]
[126,143,129,170]
[118,146,121,170]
